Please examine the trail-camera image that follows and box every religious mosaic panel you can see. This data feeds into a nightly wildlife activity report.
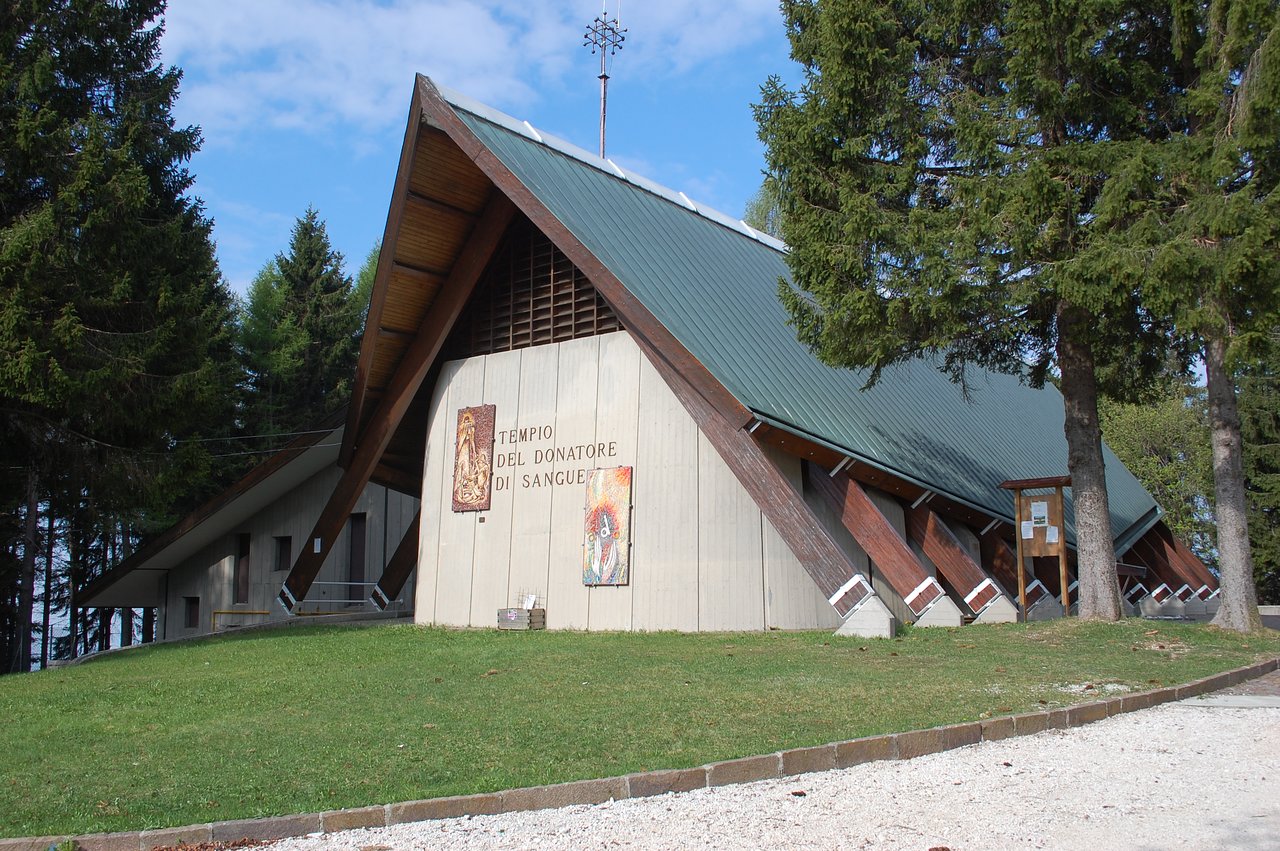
[583,466,632,586]
[452,404,496,512]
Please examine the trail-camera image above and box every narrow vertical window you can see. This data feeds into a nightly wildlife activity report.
[234,533,251,604]
[184,596,200,630]
[274,535,292,572]
[348,513,367,605]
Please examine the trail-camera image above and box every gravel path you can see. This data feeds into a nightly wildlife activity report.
[273,692,1280,851]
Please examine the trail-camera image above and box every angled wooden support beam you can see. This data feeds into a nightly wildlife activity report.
[906,504,1002,615]
[980,529,1049,610]
[279,194,517,612]
[640,346,875,618]
[811,471,946,618]
[1155,524,1218,594]
[1128,532,1195,597]
[370,510,421,610]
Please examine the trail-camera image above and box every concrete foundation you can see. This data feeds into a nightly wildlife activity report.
[1182,597,1207,620]
[974,594,1019,624]
[914,594,965,627]
[1138,595,1187,619]
[835,594,897,638]
[1025,596,1065,621]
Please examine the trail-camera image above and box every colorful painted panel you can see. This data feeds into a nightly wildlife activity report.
[583,466,632,586]
[452,404,496,512]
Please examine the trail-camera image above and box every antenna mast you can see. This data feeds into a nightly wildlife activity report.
[583,4,626,158]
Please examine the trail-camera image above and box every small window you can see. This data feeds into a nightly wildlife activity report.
[184,596,200,630]
[274,536,292,572]
[234,533,251,604]
[348,513,367,605]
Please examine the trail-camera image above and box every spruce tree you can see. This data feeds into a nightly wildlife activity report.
[1239,331,1280,604]
[756,0,1189,620]
[0,0,240,670]
[1138,0,1278,631]
[238,210,363,439]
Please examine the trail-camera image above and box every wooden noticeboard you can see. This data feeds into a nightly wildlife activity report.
[1018,491,1065,558]
[1001,476,1071,618]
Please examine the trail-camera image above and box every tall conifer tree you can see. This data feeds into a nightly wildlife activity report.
[0,0,239,670]
[238,209,362,439]
[756,0,1197,619]
[1139,0,1278,631]
[1239,332,1280,604]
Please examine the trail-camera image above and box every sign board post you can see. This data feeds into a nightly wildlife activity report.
[1000,476,1072,618]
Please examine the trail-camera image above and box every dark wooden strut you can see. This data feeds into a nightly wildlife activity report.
[370,510,422,610]
[1153,524,1218,596]
[809,470,944,617]
[640,348,871,617]
[906,503,1001,614]
[1128,529,1204,601]
[279,194,518,612]
[979,530,1049,608]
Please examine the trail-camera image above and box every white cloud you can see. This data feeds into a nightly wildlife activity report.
[160,0,781,144]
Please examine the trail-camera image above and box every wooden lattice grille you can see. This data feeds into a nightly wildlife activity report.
[446,217,622,358]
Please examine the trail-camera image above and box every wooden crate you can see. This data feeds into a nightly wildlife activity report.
[498,608,546,630]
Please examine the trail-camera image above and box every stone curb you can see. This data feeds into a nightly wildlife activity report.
[7,656,1276,851]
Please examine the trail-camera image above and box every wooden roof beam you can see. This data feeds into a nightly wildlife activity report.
[278,193,517,612]
[370,510,421,610]
[392,259,450,284]
[405,189,482,222]
[1155,524,1218,593]
[810,470,947,618]
[979,530,1049,609]
[906,503,1004,615]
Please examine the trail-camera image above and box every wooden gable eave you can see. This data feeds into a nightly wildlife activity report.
[342,80,497,469]
[342,82,427,468]
[414,76,753,432]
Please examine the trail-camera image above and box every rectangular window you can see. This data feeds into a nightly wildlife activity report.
[274,535,292,572]
[234,533,251,604]
[348,513,367,605]
[184,596,200,630]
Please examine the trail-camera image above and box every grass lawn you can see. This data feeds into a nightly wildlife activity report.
[2,618,1277,837]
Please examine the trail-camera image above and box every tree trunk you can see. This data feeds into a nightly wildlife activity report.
[97,609,110,653]
[1057,303,1122,620]
[41,510,54,670]
[1205,334,1262,632]
[17,469,38,673]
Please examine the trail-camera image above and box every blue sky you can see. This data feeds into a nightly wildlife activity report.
[158,1,801,298]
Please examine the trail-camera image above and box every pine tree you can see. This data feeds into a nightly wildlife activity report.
[1137,0,1278,631]
[1239,330,1280,604]
[238,210,363,440]
[0,0,240,671]
[755,0,1188,620]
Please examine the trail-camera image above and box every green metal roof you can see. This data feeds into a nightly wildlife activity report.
[440,86,1160,547]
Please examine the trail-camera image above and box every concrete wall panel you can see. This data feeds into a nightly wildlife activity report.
[417,332,842,633]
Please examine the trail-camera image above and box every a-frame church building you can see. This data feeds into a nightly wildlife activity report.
[275,76,1217,638]
[83,76,1218,643]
